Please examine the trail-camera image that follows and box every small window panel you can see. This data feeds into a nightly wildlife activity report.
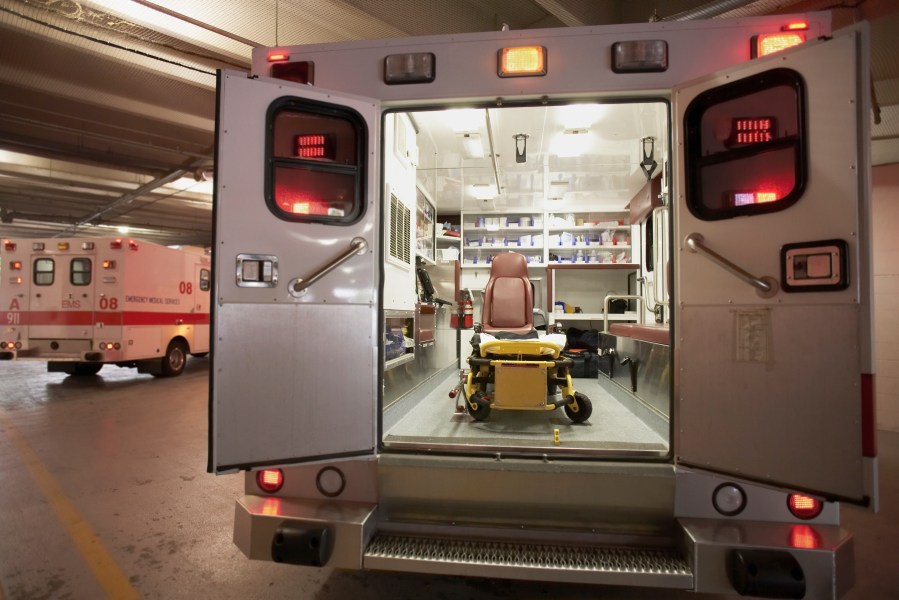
[199,268,211,292]
[265,97,367,225]
[684,68,807,221]
[34,258,55,286]
[71,258,91,286]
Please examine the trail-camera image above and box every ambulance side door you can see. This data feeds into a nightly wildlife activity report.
[673,26,874,504]
[210,70,379,473]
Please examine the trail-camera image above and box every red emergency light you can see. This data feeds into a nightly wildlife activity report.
[272,61,314,85]
[128,239,139,251]
[256,469,284,493]
[731,117,776,145]
[110,238,123,249]
[4,240,16,251]
[295,133,335,160]
[752,31,806,58]
[783,22,809,31]
[267,52,289,62]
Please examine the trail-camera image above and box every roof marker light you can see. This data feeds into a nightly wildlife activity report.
[783,22,809,31]
[32,242,45,251]
[384,52,436,85]
[498,46,546,78]
[268,52,289,62]
[612,40,668,73]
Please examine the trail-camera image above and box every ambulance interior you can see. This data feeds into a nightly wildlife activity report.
[381,101,670,458]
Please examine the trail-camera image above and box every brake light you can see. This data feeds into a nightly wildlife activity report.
[257,469,284,493]
[787,494,823,520]
[752,32,806,58]
[498,46,546,77]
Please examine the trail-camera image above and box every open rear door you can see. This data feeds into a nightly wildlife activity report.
[673,27,875,504]
[209,70,379,473]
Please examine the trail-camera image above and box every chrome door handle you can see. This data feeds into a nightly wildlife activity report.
[291,237,367,295]
[684,233,778,297]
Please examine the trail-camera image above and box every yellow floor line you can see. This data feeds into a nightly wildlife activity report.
[0,413,141,600]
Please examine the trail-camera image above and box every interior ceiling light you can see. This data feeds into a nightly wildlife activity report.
[459,132,485,159]
[472,184,497,200]
[554,128,589,158]
[448,109,485,133]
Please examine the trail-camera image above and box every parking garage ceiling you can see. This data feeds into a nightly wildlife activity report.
[0,0,897,246]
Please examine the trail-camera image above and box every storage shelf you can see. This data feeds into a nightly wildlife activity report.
[384,353,415,371]
[464,226,544,233]
[554,312,638,321]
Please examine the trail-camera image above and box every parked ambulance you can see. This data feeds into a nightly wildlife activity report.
[209,12,876,599]
[1,237,210,377]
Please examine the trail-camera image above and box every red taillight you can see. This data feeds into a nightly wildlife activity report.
[752,32,806,58]
[257,469,284,493]
[788,494,823,520]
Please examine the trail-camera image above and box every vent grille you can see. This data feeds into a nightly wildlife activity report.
[389,195,411,265]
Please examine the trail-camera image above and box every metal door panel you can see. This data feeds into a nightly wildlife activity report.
[673,29,871,502]
[210,70,379,472]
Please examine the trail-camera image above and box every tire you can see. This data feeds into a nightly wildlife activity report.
[190,352,209,358]
[563,392,593,424]
[71,362,103,376]
[467,391,491,422]
[159,339,188,378]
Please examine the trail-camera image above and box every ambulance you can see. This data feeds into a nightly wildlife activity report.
[209,12,877,598]
[1,237,210,377]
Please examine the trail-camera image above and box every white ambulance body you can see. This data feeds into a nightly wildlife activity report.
[1,237,210,376]
[210,13,877,598]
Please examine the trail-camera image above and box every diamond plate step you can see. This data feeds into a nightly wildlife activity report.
[364,533,693,588]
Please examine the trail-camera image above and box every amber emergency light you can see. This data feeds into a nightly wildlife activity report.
[498,46,546,77]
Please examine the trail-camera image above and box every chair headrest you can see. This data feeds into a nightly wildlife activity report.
[489,252,528,278]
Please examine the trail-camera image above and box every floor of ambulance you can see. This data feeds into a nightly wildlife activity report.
[383,371,669,457]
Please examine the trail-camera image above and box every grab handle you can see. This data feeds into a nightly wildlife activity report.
[684,233,777,297]
[292,237,367,295]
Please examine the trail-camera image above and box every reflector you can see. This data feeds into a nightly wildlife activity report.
[498,46,546,77]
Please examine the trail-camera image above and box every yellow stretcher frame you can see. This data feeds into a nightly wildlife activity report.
[463,338,590,422]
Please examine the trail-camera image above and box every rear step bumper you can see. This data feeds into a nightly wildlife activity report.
[364,533,692,588]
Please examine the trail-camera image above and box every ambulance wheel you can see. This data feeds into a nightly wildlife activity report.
[159,340,188,378]
[564,392,592,424]
[467,392,491,422]
[71,362,102,376]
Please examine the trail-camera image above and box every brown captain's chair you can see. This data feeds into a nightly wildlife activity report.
[481,252,536,338]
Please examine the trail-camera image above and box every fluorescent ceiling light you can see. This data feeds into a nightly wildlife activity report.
[459,132,485,158]
[558,104,608,130]
[471,184,497,200]
[448,109,485,133]
[553,128,590,157]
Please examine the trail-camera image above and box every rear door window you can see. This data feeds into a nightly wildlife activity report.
[34,258,55,285]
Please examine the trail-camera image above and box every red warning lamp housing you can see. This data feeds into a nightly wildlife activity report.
[110,238,123,250]
[272,61,314,85]
[256,469,285,493]
[787,494,823,520]
[3,240,16,251]
[752,31,806,58]
[295,133,335,160]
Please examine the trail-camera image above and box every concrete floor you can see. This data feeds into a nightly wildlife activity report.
[0,360,896,600]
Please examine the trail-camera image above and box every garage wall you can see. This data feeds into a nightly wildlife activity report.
[873,163,899,432]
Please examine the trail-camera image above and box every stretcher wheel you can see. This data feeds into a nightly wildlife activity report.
[467,392,491,422]
[564,392,592,424]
